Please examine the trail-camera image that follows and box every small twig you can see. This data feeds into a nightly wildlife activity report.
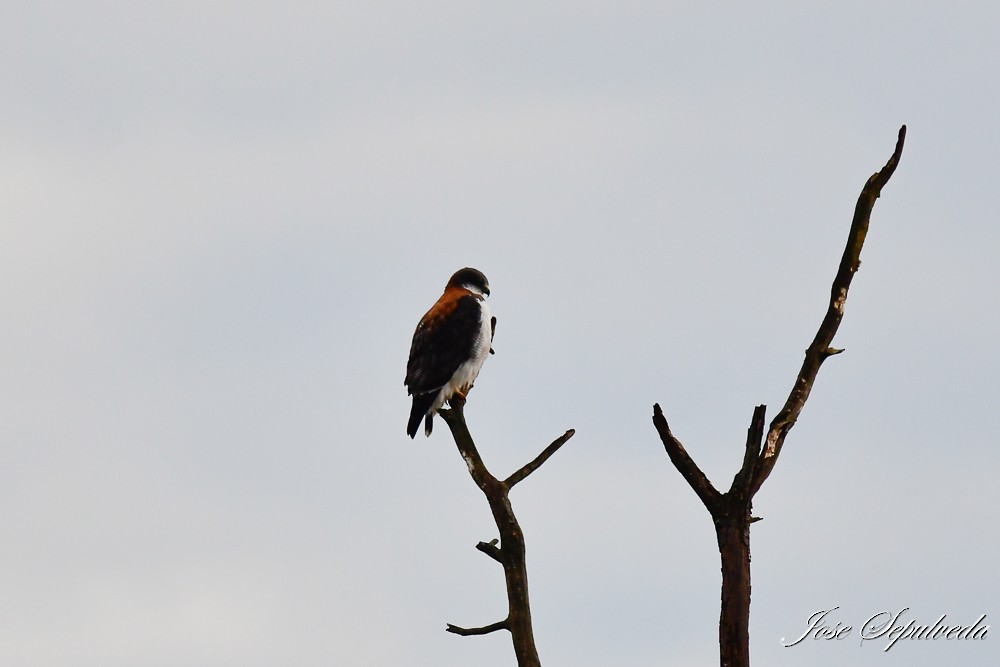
[476,539,502,563]
[505,430,576,488]
[446,619,510,636]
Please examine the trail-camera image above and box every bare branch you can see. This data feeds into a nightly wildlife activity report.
[439,397,502,496]
[505,429,576,488]
[446,619,510,636]
[437,397,547,666]
[476,539,502,563]
[649,128,906,667]
[652,403,722,513]
[749,125,906,497]
[729,404,767,497]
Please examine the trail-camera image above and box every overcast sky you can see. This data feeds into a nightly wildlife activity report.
[2,2,997,666]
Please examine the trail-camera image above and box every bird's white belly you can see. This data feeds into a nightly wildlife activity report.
[433,300,492,411]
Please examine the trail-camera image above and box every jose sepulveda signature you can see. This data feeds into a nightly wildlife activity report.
[781,607,989,651]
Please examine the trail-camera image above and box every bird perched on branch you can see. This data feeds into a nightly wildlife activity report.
[405,267,495,438]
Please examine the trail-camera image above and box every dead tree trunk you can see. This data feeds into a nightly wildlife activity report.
[439,396,574,667]
[653,126,906,667]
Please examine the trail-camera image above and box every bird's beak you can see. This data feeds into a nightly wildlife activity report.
[483,285,491,296]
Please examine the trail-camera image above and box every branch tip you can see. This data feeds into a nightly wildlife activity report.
[504,428,575,488]
[747,126,904,498]
[476,539,503,563]
[446,619,510,636]
[730,405,766,496]
[653,403,722,513]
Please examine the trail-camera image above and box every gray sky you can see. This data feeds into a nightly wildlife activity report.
[2,2,997,666]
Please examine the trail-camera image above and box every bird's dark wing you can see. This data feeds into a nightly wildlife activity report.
[405,293,483,395]
[489,316,496,354]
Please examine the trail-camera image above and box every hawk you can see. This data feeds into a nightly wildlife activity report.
[405,267,495,438]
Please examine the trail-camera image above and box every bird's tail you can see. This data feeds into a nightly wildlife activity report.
[407,393,437,438]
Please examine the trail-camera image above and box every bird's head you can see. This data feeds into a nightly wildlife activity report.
[447,267,490,297]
